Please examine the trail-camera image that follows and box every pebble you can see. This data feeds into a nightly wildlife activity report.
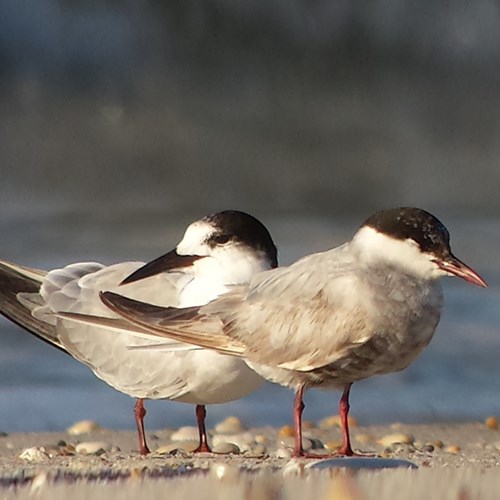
[66,420,101,436]
[212,432,254,452]
[432,439,444,449]
[355,433,375,444]
[212,442,240,454]
[419,444,435,453]
[318,415,358,429]
[155,441,200,454]
[254,434,268,445]
[378,433,414,447]
[75,441,112,455]
[485,416,498,430]
[278,425,295,438]
[324,440,342,451]
[247,444,267,457]
[445,445,461,454]
[214,416,245,434]
[383,443,411,455]
[280,437,312,451]
[19,446,50,462]
[308,438,325,450]
[170,426,199,442]
[275,448,293,458]
[59,444,76,456]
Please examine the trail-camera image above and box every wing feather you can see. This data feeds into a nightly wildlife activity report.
[97,292,246,356]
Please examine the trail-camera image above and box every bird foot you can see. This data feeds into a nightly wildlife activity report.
[193,443,212,453]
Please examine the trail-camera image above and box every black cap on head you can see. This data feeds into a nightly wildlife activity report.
[203,210,278,268]
[362,207,451,258]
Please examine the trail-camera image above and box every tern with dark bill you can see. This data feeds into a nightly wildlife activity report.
[0,210,277,455]
[69,207,487,458]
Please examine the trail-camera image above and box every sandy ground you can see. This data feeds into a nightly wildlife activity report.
[1,420,500,498]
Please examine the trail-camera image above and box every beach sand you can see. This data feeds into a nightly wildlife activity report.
[1,420,500,498]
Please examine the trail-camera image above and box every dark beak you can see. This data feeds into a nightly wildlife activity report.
[434,255,488,288]
[120,249,203,286]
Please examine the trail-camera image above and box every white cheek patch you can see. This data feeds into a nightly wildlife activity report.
[353,227,439,279]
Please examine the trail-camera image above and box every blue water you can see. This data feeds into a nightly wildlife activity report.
[0,207,498,432]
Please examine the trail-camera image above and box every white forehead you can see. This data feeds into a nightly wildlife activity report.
[176,220,215,255]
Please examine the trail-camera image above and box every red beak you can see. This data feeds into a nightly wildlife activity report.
[434,256,487,288]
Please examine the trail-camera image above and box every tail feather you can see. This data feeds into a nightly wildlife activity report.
[0,262,64,352]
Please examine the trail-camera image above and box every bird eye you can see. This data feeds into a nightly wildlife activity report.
[217,234,229,245]
[212,234,231,245]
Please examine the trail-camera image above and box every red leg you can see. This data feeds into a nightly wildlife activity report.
[193,404,212,453]
[292,383,369,459]
[134,398,150,455]
[336,383,354,456]
[292,385,306,457]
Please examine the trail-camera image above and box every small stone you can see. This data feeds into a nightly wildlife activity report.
[378,433,415,447]
[355,433,374,444]
[19,446,50,462]
[384,443,407,455]
[212,432,254,452]
[324,440,342,451]
[67,420,100,436]
[75,441,112,455]
[170,426,199,442]
[247,444,267,456]
[281,437,313,451]
[155,441,200,454]
[278,425,295,438]
[59,444,76,456]
[485,416,498,430]
[275,448,293,458]
[41,445,64,458]
[214,416,245,434]
[432,439,444,449]
[318,415,357,429]
[445,445,461,454]
[254,434,268,445]
[212,442,240,454]
[308,438,325,450]
[420,444,435,453]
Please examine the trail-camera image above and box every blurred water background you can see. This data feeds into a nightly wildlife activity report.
[0,1,499,432]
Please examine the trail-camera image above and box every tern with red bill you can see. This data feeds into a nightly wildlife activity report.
[64,207,487,458]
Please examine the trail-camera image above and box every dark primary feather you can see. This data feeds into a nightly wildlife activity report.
[0,263,65,353]
[99,291,245,356]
